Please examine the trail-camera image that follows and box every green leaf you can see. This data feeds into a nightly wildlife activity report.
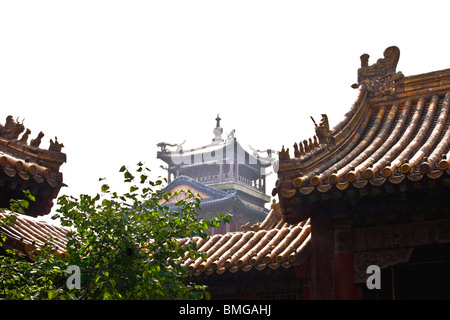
[48,290,58,300]
[24,190,35,202]
[140,174,148,184]
[175,200,185,207]
[124,171,134,182]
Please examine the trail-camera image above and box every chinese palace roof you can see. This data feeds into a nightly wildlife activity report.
[0,210,70,259]
[0,115,66,217]
[181,202,311,276]
[273,46,450,223]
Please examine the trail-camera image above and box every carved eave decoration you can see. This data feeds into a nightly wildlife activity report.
[273,46,450,223]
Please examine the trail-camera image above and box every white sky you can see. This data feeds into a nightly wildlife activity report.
[0,1,449,216]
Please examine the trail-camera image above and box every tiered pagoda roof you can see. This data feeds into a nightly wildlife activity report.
[157,136,273,172]
[157,116,276,225]
[273,46,450,223]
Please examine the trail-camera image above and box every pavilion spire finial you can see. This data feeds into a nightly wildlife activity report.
[212,114,224,143]
[215,114,222,128]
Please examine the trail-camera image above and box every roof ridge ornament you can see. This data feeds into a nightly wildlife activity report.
[279,146,290,160]
[351,46,404,98]
[311,114,334,146]
[0,115,25,140]
[49,136,65,152]
[249,145,276,159]
[212,114,224,144]
[279,114,335,161]
[157,140,186,153]
[215,114,222,129]
[0,115,64,152]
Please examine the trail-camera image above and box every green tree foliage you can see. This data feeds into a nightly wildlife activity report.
[0,162,230,300]
[1,191,68,300]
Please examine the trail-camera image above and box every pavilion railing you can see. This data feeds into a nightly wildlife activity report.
[193,173,265,192]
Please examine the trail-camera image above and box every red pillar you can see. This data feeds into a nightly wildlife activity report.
[310,214,335,299]
[294,260,312,300]
[334,252,361,299]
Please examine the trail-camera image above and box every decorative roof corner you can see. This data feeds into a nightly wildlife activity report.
[0,115,66,171]
[0,115,65,153]
[156,140,186,153]
[0,114,67,217]
[351,45,404,98]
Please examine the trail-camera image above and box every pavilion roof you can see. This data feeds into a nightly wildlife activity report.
[157,137,274,169]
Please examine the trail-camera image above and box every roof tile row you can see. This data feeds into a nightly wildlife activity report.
[182,204,311,276]
[277,92,450,197]
[0,210,71,258]
[0,152,58,186]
